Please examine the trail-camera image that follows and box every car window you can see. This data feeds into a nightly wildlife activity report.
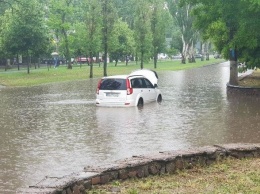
[143,78,154,88]
[100,79,126,90]
[131,78,142,88]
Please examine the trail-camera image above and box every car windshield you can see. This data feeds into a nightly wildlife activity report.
[100,79,126,90]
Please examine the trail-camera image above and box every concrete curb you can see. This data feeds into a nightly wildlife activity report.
[227,83,260,96]
[17,143,260,194]
[227,70,260,96]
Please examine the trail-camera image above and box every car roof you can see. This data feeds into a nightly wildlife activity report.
[101,74,145,79]
[130,69,158,85]
[101,75,128,79]
[100,69,159,85]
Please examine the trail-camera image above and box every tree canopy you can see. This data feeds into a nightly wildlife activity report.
[1,0,48,72]
[179,0,260,85]
[181,0,260,68]
[0,0,260,77]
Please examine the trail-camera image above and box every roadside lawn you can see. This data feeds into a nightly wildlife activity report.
[87,157,260,194]
[0,58,224,87]
[238,69,260,88]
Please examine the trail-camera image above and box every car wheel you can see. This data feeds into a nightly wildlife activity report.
[157,95,162,104]
[137,98,144,107]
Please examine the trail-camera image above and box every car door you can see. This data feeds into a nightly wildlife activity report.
[131,78,143,102]
[141,78,157,103]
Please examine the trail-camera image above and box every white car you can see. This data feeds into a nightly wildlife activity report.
[95,69,162,107]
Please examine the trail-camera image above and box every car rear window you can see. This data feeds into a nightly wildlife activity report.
[100,79,126,90]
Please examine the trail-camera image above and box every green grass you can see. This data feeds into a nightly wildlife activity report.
[87,157,260,194]
[238,69,260,88]
[0,58,225,87]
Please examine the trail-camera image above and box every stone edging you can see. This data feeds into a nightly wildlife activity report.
[17,143,260,194]
[227,83,260,96]
[227,70,260,96]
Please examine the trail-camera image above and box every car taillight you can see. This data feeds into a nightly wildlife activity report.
[126,78,133,95]
[96,79,102,94]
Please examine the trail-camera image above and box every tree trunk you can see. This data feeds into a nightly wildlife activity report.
[102,0,108,77]
[65,38,72,69]
[27,51,30,74]
[181,36,188,64]
[140,51,144,69]
[229,60,238,85]
[229,45,238,85]
[181,53,186,64]
[103,51,107,76]
[89,52,93,78]
[154,52,157,69]
[62,26,72,69]
[206,53,209,60]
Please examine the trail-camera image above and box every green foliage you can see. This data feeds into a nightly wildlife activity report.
[69,22,87,57]
[48,0,77,68]
[113,0,136,29]
[133,0,153,68]
[0,0,174,74]
[183,0,260,68]
[167,0,199,63]
[1,0,48,57]
[0,0,16,14]
[151,0,171,67]
[3,0,258,70]
[84,0,102,57]
[169,29,183,54]
[109,18,135,63]
[100,0,118,76]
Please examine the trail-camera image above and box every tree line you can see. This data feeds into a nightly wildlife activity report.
[0,0,259,84]
[0,0,211,76]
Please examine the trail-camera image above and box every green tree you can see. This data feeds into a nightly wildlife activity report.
[151,0,170,68]
[69,22,87,61]
[100,0,117,76]
[0,0,16,14]
[114,0,135,29]
[68,0,90,60]
[182,0,260,85]
[48,0,76,69]
[134,0,152,69]
[169,25,183,56]
[85,0,102,78]
[1,0,48,73]
[234,0,260,69]
[167,0,198,64]
[109,19,135,66]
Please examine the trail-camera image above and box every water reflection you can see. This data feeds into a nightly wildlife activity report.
[0,62,259,193]
[225,92,260,142]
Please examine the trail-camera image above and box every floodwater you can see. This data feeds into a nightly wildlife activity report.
[0,61,259,193]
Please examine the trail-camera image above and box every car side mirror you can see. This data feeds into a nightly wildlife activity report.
[154,84,158,88]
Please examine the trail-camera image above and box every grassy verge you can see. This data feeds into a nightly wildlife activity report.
[0,58,225,87]
[238,69,260,88]
[87,157,260,194]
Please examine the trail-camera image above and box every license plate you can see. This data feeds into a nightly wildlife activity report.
[106,93,119,97]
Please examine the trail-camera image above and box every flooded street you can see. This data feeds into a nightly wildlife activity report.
[0,62,259,193]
